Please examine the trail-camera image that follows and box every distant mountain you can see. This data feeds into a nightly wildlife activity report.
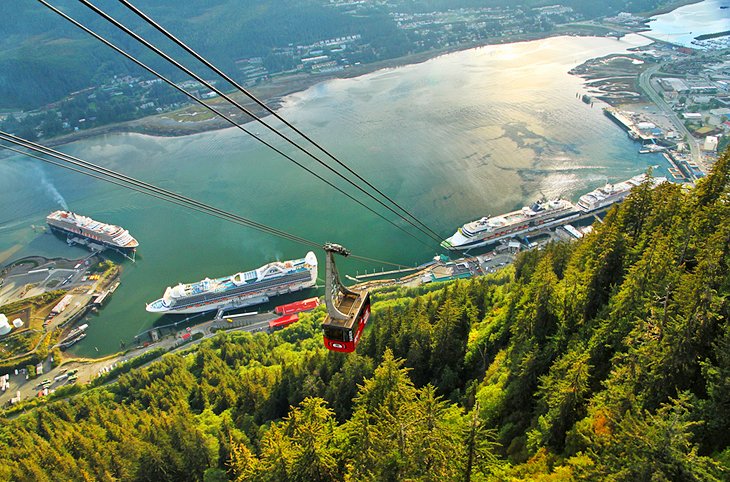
[0,0,400,110]
[0,0,673,110]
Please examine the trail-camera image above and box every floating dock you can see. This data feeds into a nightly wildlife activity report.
[354,266,420,280]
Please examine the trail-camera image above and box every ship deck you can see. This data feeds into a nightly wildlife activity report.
[465,203,575,235]
[187,267,309,296]
[171,271,314,308]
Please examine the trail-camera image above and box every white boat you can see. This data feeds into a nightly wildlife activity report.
[442,199,579,250]
[46,211,138,252]
[576,174,667,212]
[146,252,318,314]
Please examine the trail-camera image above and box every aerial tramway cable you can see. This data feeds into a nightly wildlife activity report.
[0,143,252,229]
[0,135,318,248]
[0,143,318,248]
[2,138,394,353]
[36,0,438,252]
[73,0,445,247]
[117,0,445,245]
[0,132,411,269]
[2,135,403,355]
[0,131,319,248]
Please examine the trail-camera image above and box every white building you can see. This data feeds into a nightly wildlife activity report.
[660,78,689,92]
[0,314,11,336]
[703,136,719,152]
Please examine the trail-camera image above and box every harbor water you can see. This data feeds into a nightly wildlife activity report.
[645,0,730,49]
[0,34,669,356]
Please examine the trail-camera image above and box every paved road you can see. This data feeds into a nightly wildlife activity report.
[0,310,280,407]
[637,63,702,167]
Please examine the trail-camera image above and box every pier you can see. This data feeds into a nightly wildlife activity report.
[354,266,420,280]
[65,236,137,262]
[603,107,656,143]
[214,309,257,321]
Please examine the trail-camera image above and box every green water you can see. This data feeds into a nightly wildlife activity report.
[0,34,669,357]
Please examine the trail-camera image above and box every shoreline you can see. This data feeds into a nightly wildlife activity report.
[641,0,703,16]
[0,0,706,363]
[1,0,704,151]
[27,25,675,148]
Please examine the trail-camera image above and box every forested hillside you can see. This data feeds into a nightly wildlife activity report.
[0,0,404,110]
[1,0,675,110]
[2,151,729,481]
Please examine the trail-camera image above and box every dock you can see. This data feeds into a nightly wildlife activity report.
[603,107,663,144]
[65,236,136,262]
[354,266,420,280]
[92,280,121,306]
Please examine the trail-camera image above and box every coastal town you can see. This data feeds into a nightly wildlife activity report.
[0,0,728,414]
[1,1,730,478]
[1,3,577,140]
[3,1,727,150]
[570,12,730,180]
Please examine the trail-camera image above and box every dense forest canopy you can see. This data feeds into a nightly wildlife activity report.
[0,0,398,109]
[2,148,729,481]
[0,0,677,110]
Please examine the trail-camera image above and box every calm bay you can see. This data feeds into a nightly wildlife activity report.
[0,34,669,356]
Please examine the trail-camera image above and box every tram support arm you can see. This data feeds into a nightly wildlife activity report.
[324,243,356,320]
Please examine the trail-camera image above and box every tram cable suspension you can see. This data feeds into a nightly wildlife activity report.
[37,0,438,252]
[0,131,319,249]
[71,0,445,248]
[0,143,318,247]
[117,0,445,245]
[0,132,418,271]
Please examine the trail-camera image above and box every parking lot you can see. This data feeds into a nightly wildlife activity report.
[477,253,516,273]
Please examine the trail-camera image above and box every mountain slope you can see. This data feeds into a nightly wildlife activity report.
[1,150,729,481]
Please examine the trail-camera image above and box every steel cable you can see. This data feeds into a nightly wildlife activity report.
[1,133,414,269]
[37,0,439,252]
[118,0,446,244]
[74,0,445,247]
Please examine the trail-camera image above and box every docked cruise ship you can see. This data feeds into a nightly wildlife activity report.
[442,199,579,250]
[46,211,138,253]
[576,173,667,212]
[146,252,318,315]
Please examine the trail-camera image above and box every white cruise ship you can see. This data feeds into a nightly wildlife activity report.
[442,199,579,250]
[46,211,138,252]
[146,252,318,315]
[576,174,667,212]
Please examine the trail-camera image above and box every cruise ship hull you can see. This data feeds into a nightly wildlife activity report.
[444,175,668,251]
[48,225,137,253]
[577,199,624,213]
[148,278,316,315]
[576,174,667,213]
[147,252,318,315]
[443,210,579,250]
